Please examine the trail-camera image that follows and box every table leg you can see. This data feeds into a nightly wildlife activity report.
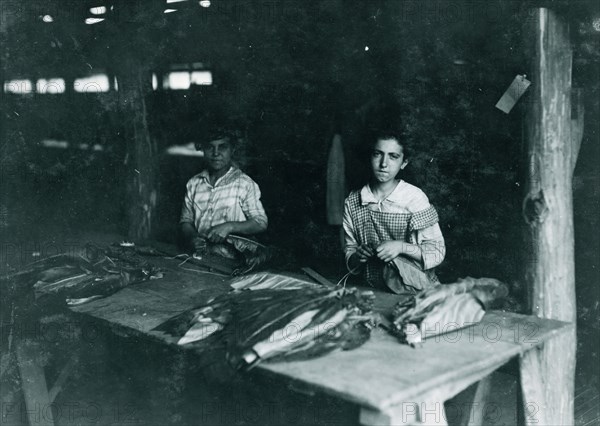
[418,398,448,426]
[460,375,492,426]
[519,346,548,426]
[48,354,78,403]
[15,339,55,426]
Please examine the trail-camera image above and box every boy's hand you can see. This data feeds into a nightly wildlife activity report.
[354,244,375,263]
[375,241,405,263]
[207,223,233,243]
[192,236,207,254]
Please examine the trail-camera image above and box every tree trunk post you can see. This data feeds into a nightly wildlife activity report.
[521,7,581,425]
[118,64,158,240]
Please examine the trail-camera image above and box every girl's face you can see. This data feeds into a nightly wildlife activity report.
[370,138,408,184]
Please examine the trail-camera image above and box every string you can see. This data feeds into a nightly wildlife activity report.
[335,263,361,289]
[177,266,228,277]
[178,256,193,267]
[165,253,190,260]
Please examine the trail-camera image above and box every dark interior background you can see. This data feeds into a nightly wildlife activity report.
[1,0,599,391]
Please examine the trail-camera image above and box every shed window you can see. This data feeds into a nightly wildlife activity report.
[164,70,212,89]
[4,79,33,94]
[164,72,191,90]
[74,74,110,92]
[36,78,66,94]
[191,71,212,85]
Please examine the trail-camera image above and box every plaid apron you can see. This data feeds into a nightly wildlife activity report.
[346,191,440,293]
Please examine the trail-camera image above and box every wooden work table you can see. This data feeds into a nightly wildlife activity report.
[62,251,574,426]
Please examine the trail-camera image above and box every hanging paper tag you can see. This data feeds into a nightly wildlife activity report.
[495,75,531,114]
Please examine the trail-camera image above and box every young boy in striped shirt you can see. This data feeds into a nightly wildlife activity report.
[180,131,268,257]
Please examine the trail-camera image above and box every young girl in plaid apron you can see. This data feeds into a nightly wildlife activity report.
[343,133,445,294]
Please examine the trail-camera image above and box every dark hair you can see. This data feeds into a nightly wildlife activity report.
[209,128,241,144]
[195,128,240,151]
[372,131,409,159]
[196,128,248,168]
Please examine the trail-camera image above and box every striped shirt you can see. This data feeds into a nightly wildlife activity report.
[180,166,268,236]
[343,180,445,271]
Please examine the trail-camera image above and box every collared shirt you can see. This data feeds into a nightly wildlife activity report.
[180,166,268,236]
[343,180,445,271]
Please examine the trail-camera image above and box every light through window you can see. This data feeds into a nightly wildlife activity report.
[164,72,191,90]
[4,79,33,94]
[74,74,110,92]
[191,71,213,85]
[90,6,106,15]
[36,78,66,94]
[163,70,212,89]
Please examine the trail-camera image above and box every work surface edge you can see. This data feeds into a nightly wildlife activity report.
[63,253,572,412]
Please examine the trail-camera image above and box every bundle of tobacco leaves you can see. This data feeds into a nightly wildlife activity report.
[154,273,378,370]
[391,277,508,346]
[229,272,319,290]
[194,235,289,276]
[6,243,162,306]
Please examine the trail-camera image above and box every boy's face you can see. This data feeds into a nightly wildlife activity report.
[370,138,408,184]
[204,138,233,173]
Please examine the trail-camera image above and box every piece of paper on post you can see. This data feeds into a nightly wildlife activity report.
[495,74,531,114]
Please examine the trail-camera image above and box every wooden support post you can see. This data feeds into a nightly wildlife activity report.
[522,8,581,425]
[570,88,584,170]
[117,64,158,240]
[326,134,346,250]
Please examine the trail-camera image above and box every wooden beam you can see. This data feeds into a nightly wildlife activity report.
[301,267,336,288]
[117,64,158,240]
[523,8,577,425]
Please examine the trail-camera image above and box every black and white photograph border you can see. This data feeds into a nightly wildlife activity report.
[1,1,599,425]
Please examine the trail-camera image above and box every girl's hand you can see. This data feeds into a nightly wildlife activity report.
[375,241,405,263]
[354,244,375,262]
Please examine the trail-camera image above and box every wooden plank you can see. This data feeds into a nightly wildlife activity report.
[68,255,571,416]
[301,267,336,288]
[64,252,572,422]
[183,255,236,275]
[147,236,238,274]
[469,311,573,350]
[261,327,518,412]
[361,391,450,426]
[71,269,228,333]
[15,340,54,426]
[260,311,570,413]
